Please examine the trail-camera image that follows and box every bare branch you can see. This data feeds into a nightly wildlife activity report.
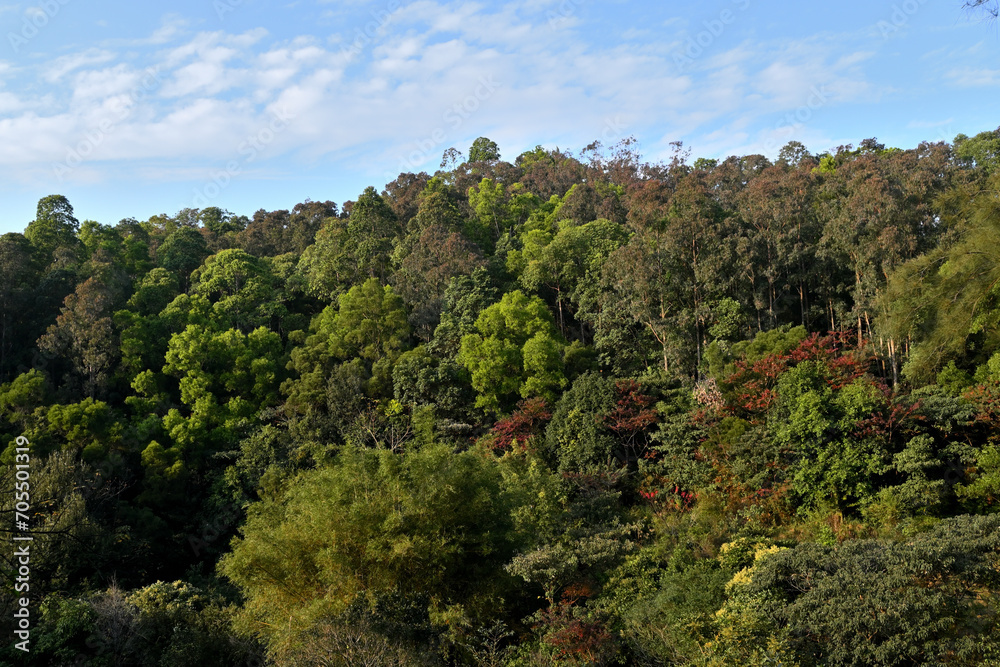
[965,0,999,18]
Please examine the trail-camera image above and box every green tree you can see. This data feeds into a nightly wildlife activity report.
[406,180,465,236]
[220,443,520,659]
[714,515,1000,666]
[469,137,501,163]
[458,290,567,411]
[818,147,947,347]
[157,227,210,290]
[0,451,110,601]
[283,278,410,420]
[954,128,1000,173]
[510,217,629,338]
[45,398,117,460]
[141,324,283,506]
[772,363,890,511]
[544,372,616,473]
[882,170,1000,384]
[326,278,411,363]
[38,277,120,399]
[25,195,80,260]
[0,233,42,380]
[297,189,400,298]
[601,230,684,374]
[392,224,483,339]
[467,177,514,251]
[502,452,638,607]
[297,216,354,301]
[190,249,284,332]
[114,268,182,378]
[348,186,401,283]
[199,206,246,235]
[736,164,818,329]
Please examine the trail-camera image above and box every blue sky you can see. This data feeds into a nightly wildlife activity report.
[0,0,997,234]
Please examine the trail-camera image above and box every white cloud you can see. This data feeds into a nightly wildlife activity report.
[44,49,117,83]
[0,91,23,113]
[146,16,188,45]
[0,1,889,186]
[907,118,954,129]
[70,64,147,106]
[946,67,1000,87]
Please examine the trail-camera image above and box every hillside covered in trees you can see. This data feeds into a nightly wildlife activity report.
[3,130,1000,665]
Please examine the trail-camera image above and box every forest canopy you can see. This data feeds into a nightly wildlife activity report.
[4,130,1000,665]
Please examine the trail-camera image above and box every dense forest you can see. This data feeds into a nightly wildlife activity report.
[2,129,1000,666]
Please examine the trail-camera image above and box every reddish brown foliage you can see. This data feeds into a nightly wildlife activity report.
[561,582,596,604]
[852,394,918,441]
[725,331,877,422]
[963,384,1000,444]
[536,600,615,664]
[490,397,552,451]
[601,379,658,459]
[638,479,696,512]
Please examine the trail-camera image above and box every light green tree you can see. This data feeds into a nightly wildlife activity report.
[219,443,520,659]
[458,290,567,411]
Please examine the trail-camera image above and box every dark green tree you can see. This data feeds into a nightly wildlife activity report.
[25,195,80,260]
[469,137,501,163]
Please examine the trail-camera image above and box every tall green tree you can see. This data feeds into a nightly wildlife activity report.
[881,170,1000,384]
[284,278,410,418]
[25,195,80,261]
[38,277,120,399]
[0,233,42,380]
[157,227,210,290]
[190,249,285,332]
[469,137,501,163]
[349,186,401,283]
[392,224,484,339]
[458,290,567,411]
[510,217,629,340]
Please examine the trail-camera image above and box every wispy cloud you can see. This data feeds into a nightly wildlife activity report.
[946,67,1000,87]
[43,48,116,83]
[0,0,992,200]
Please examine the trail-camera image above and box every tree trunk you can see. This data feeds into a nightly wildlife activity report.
[799,279,807,327]
[556,293,565,338]
[888,337,899,387]
[695,320,702,381]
